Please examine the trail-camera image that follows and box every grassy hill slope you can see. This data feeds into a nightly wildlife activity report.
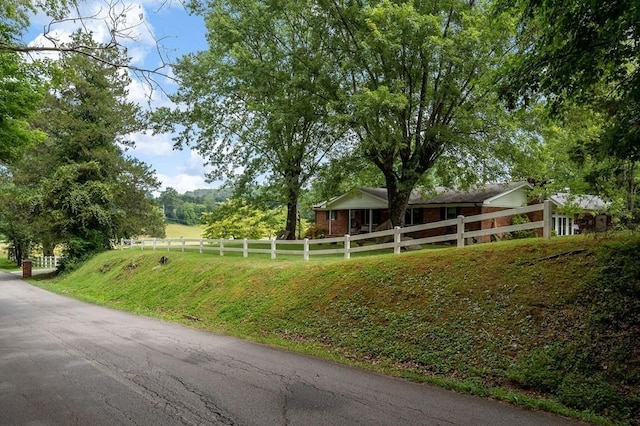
[33,234,640,425]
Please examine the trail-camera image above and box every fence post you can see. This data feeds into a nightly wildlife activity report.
[120,238,124,249]
[219,238,224,256]
[344,234,351,259]
[130,239,134,249]
[271,238,276,260]
[181,237,185,252]
[168,239,172,252]
[199,238,203,254]
[543,200,552,239]
[243,238,248,258]
[304,238,309,261]
[457,215,465,248]
[153,238,157,251]
[393,226,401,255]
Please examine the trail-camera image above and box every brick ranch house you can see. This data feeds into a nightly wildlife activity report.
[312,182,609,241]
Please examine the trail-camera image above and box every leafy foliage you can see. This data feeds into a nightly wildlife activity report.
[0,31,165,269]
[158,0,350,239]
[0,50,45,164]
[311,0,523,226]
[0,179,38,264]
[201,198,286,240]
[503,0,640,222]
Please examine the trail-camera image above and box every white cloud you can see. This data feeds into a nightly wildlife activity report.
[126,75,174,109]
[155,173,217,194]
[27,1,163,65]
[128,131,174,156]
[183,151,214,175]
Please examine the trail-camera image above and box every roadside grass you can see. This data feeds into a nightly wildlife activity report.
[31,233,639,425]
[0,257,19,271]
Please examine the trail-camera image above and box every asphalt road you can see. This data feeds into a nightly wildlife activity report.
[0,272,583,426]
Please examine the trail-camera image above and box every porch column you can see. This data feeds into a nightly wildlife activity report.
[329,210,333,235]
[369,209,373,232]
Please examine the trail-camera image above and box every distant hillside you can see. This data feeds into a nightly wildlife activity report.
[182,188,233,203]
[35,234,640,425]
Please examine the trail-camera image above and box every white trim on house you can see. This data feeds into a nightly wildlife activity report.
[483,182,531,205]
[316,188,388,210]
[315,182,532,212]
[552,214,575,236]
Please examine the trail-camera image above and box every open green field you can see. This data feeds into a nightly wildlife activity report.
[164,223,206,239]
[30,233,640,425]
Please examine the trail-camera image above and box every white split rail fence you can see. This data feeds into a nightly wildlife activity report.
[120,201,552,261]
[31,256,62,268]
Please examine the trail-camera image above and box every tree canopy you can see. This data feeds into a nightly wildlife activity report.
[0,32,165,268]
[503,0,639,220]
[156,0,351,239]
[160,0,525,231]
[201,198,286,240]
[314,0,522,225]
[0,51,45,164]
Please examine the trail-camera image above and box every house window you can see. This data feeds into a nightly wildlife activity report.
[326,210,336,221]
[441,207,459,220]
[361,209,381,225]
[405,208,424,225]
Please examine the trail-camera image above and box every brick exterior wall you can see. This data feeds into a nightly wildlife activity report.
[527,207,544,237]
[314,210,350,236]
[408,206,523,242]
[316,204,545,240]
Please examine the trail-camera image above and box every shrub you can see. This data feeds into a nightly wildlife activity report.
[510,214,536,239]
[304,225,328,239]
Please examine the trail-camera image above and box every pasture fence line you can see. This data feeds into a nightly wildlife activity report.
[121,201,552,261]
[32,255,62,268]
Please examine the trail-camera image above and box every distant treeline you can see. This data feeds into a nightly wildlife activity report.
[155,187,232,226]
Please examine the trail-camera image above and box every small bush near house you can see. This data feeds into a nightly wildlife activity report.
[304,225,327,239]
[510,214,536,239]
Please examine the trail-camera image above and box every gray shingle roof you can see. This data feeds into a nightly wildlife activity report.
[549,193,607,211]
[360,182,530,205]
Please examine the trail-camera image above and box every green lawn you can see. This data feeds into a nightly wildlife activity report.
[0,257,19,271]
[164,223,206,239]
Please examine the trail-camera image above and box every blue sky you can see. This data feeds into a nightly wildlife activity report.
[26,0,216,195]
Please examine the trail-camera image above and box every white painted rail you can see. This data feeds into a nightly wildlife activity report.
[120,201,552,261]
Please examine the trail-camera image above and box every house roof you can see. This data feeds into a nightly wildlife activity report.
[315,181,531,209]
[422,182,531,204]
[549,193,608,212]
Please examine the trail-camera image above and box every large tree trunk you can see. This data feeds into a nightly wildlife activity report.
[384,175,415,228]
[284,186,299,240]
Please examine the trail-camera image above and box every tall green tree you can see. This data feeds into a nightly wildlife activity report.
[0,51,45,164]
[314,0,521,226]
[502,0,639,220]
[23,32,165,267]
[201,198,286,240]
[0,176,39,264]
[157,0,352,239]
